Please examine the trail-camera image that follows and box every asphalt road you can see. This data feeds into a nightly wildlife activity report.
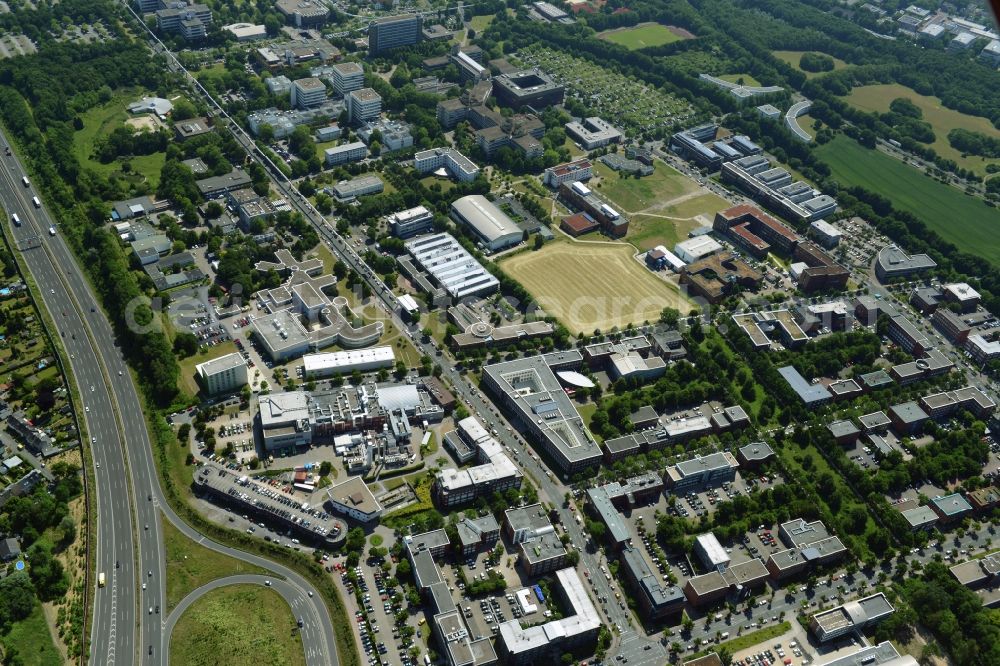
[163,574,328,665]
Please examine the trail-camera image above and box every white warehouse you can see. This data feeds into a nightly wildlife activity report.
[674,235,723,263]
[302,347,396,378]
[450,195,522,252]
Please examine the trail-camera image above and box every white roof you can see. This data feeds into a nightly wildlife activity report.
[302,347,395,373]
[695,533,731,567]
[674,235,722,258]
[943,282,980,302]
[376,383,420,412]
[451,195,520,244]
[397,294,419,312]
[810,219,842,237]
[556,371,595,388]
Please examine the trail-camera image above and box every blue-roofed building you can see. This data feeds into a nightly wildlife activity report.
[778,366,832,406]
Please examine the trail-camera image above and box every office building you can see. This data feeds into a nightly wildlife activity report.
[290,77,327,110]
[932,308,972,343]
[333,174,383,200]
[156,4,213,39]
[331,61,365,96]
[405,233,499,299]
[967,334,1000,363]
[890,348,954,384]
[324,141,367,166]
[808,219,842,248]
[346,87,381,122]
[565,117,623,150]
[695,533,730,572]
[670,124,722,170]
[665,452,739,493]
[558,181,628,237]
[815,642,917,666]
[714,203,801,256]
[681,252,763,304]
[325,476,383,524]
[483,355,602,474]
[276,0,329,27]
[767,518,847,579]
[674,236,722,263]
[940,282,981,312]
[930,493,974,523]
[504,504,568,576]
[368,14,422,54]
[435,416,522,508]
[888,401,929,436]
[887,314,932,356]
[496,569,600,665]
[875,245,937,282]
[900,505,939,531]
[980,39,1000,66]
[778,366,832,406]
[195,352,249,395]
[301,348,395,379]
[387,206,435,239]
[737,442,775,467]
[809,593,894,642]
[793,241,850,292]
[492,69,564,109]
[450,195,522,252]
[413,147,480,182]
[721,158,838,222]
[683,558,769,607]
[621,546,685,621]
[950,551,1000,602]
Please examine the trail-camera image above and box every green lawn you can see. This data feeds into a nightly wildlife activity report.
[73,92,165,187]
[626,215,700,252]
[844,83,1000,175]
[815,135,1000,264]
[690,622,792,660]
[577,402,598,430]
[1,600,62,666]
[597,23,684,50]
[593,161,700,213]
[164,512,268,612]
[170,584,304,666]
[469,14,494,32]
[718,73,763,87]
[772,50,848,78]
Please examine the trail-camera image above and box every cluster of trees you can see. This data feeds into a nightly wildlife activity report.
[948,128,1000,159]
[774,330,881,379]
[799,52,835,72]
[94,125,169,164]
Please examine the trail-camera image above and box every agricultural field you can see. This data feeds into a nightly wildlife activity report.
[815,135,1000,264]
[844,83,1000,175]
[170,584,304,666]
[516,46,694,135]
[592,161,701,213]
[596,23,688,50]
[73,91,165,188]
[500,240,688,335]
[772,50,848,77]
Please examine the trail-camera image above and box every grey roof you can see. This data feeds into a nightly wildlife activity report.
[859,411,891,430]
[585,486,631,544]
[778,366,832,404]
[196,169,252,196]
[889,401,929,425]
[876,244,937,276]
[450,195,521,245]
[930,493,973,517]
[738,441,774,462]
[621,546,684,609]
[900,505,938,528]
[828,419,860,439]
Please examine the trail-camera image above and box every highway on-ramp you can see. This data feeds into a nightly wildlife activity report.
[0,127,336,665]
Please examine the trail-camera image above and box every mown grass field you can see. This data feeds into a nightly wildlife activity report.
[170,584,304,666]
[627,215,701,252]
[500,240,688,334]
[597,22,685,50]
[164,515,267,611]
[1,601,62,666]
[772,50,848,78]
[815,135,1000,264]
[593,161,700,213]
[73,92,165,187]
[176,340,239,396]
[844,83,1000,175]
[717,73,763,87]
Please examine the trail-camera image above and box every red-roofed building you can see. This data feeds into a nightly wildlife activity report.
[729,223,770,257]
[561,212,599,236]
[714,204,800,254]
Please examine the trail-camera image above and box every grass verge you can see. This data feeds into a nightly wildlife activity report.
[163,516,268,612]
[1,601,62,666]
[170,584,304,666]
[689,621,792,659]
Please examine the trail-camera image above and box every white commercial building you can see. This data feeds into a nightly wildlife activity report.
[674,235,723,263]
[347,88,381,122]
[809,219,842,248]
[413,147,480,182]
[290,77,327,109]
[694,533,731,572]
[324,141,367,166]
[450,195,522,252]
[224,23,266,41]
[302,347,395,378]
[331,61,365,97]
[196,352,249,395]
[565,117,623,150]
[388,205,434,238]
[325,476,384,523]
[405,233,500,299]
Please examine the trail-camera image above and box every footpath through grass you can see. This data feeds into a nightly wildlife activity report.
[1,601,62,666]
[163,516,268,612]
[815,135,1000,264]
[170,584,305,666]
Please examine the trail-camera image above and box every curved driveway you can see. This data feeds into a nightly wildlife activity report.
[163,575,327,665]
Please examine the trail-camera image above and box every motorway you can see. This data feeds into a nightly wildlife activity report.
[0,128,336,664]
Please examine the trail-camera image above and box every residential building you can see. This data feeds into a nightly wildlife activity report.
[347,87,381,123]
[483,355,602,474]
[324,141,367,166]
[368,14,422,55]
[195,352,249,395]
[325,476,383,523]
[450,195,522,252]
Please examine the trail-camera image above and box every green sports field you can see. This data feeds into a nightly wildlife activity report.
[815,135,1000,264]
[597,23,685,50]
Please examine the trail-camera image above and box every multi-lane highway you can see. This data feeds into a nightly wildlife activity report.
[0,128,337,664]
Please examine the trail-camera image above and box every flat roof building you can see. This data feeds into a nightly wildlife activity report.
[483,355,602,474]
[900,505,939,531]
[435,416,522,507]
[325,476,383,523]
[368,14,422,55]
[414,147,480,182]
[875,245,937,282]
[405,233,499,300]
[621,545,685,621]
[778,366,832,406]
[302,348,395,378]
[276,0,329,27]
[888,401,929,436]
[694,533,730,572]
[810,593,894,642]
[674,236,723,263]
[737,441,775,467]
[492,68,565,110]
[683,558,769,607]
[196,352,249,396]
[504,503,568,576]
[450,195,522,252]
[929,493,973,522]
[565,117,623,150]
[816,642,916,666]
[665,452,739,493]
